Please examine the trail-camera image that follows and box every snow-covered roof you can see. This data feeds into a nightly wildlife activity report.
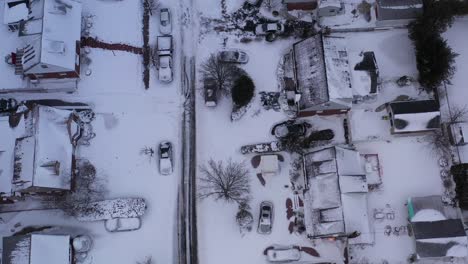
[12,105,75,192]
[21,0,82,73]
[408,195,468,259]
[389,100,441,133]
[319,0,341,9]
[449,122,468,145]
[260,155,279,175]
[2,234,71,264]
[376,0,423,21]
[30,234,71,264]
[303,146,372,243]
[3,1,29,25]
[322,36,352,102]
[293,35,329,109]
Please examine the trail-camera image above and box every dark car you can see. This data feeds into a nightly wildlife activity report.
[159,141,173,175]
[204,78,218,107]
[0,98,18,113]
[308,129,335,142]
[258,201,273,234]
[271,120,310,139]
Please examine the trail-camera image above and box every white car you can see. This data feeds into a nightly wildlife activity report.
[266,246,301,262]
[258,201,273,234]
[158,55,173,82]
[104,217,141,232]
[159,8,172,35]
[159,141,173,175]
[255,22,284,35]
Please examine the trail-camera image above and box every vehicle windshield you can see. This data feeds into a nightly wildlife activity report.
[262,24,268,31]
[160,57,170,68]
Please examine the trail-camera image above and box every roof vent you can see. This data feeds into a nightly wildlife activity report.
[46,40,65,54]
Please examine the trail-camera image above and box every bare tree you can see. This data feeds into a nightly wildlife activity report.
[137,256,153,264]
[424,130,452,157]
[198,159,250,204]
[449,105,468,123]
[199,54,239,95]
[236,201,253,234]
[57,159,107,216]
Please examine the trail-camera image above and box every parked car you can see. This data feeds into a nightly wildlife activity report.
[258,201,273,234]
[0,98,18,113]
[159,141,173,175]
[308,129,335,141]
[156,36,173,83]
[218,49,249,64]
[104,217,142,232]
[159,8,172,35]
[265,245,301,262]
[158,55,173,82]
[271,120,310,139]
[204,78,218,107]
[255,22,284,36]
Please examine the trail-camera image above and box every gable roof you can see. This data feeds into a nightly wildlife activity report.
[303,146,372,244]
[376,0,423,21]
[20,0,81,73]
[408,195,468,259]
[2,234,71,264]
[389,100,439,115]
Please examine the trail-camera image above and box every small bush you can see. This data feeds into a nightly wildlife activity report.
[232,75,255,107]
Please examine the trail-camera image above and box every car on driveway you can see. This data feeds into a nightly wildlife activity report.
[158,55,173,82]
[271,120,310,139]
[255,22,284,36]
[258,201,273,234]
[265,245,301,262]
[218,49,249,64]
[204,78,218,107]
[159,8,172,35]
[104,217,142,232]
[159,141,173,175]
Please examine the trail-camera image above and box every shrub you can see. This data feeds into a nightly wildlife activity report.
[232,75,255,107]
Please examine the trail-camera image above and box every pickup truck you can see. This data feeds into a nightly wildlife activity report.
[157,36,173,83]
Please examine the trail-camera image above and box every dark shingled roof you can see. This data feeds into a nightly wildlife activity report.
[389,100,439,115]
[376,0,423,21]
[412,219,466,240]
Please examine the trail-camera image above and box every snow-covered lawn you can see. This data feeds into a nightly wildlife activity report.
[1,0,184,263]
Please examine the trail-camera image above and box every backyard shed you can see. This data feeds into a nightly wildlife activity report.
[375,0,423,27]
[387,100,440,134]
[2,234,72,264]
[318,0,344,17]
[407,195,468,260]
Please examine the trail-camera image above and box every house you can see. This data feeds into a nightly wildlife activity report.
[387,100,440,134]
[447,122,468,146]
[3,0,82,80]
[302,146,373,245]
[375,0,423,27]
[2,234,72,264]
[318,0,344,17]
[451,164,468,210]
[283,0,318,11]
[407,195,468,261]
[291,35,352,117]
[0,104,84,203]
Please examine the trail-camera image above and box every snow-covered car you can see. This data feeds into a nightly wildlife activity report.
[159,141,173,175]
[218,49,249,64]
[159,8,172,35]
[104,217,142,232]
[255,22,284,36]
[271,120,310,139]
[158,55,173,82]
[265,246,301,262]
[258,201,273,234]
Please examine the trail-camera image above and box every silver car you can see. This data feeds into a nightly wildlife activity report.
[218,49,249,64]
[258,201,273,234]
[159,8,172,35]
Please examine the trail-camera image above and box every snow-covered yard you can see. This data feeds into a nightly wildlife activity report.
[0,0,184,263]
